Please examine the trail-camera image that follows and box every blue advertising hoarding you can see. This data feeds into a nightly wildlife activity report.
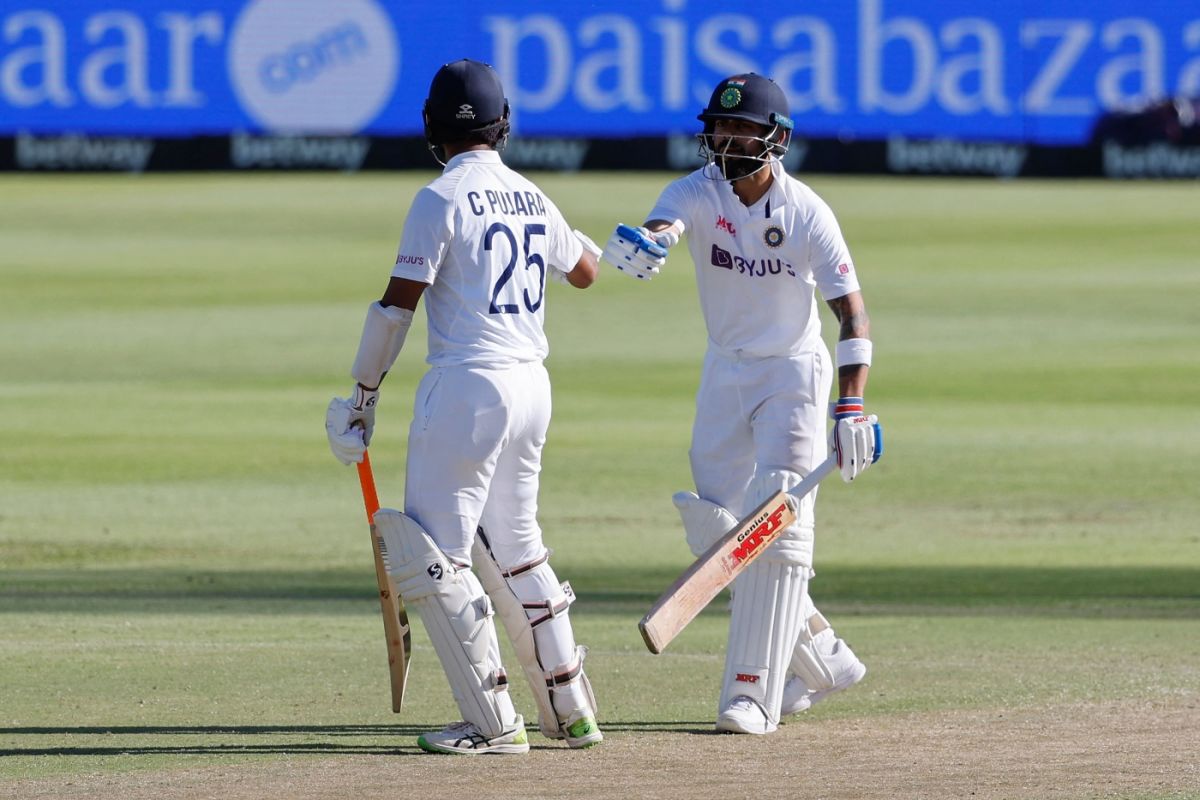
[2,0,1199,144]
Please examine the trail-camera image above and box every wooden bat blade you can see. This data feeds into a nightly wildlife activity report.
[369,519,411,713]
[357,452,412,713]
[638,455,836,654]
[639,491,796,654]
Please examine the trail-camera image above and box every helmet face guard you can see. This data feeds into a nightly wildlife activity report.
[696,73,794,181]
[697,122,790,182]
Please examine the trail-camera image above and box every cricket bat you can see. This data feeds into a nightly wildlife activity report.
[355,450,412,712]
[638,454,837,655]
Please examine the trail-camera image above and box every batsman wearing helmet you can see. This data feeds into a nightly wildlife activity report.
[326,59,604,754]
[603,73,882,734]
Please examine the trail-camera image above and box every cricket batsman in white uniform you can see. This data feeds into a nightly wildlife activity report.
[325,59,604,754]
[602,73,882,734]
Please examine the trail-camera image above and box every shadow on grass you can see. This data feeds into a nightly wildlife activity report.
[0,721,718,758]
[1,565,1197,618]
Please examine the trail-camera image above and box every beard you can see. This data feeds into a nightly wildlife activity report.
[716,152,765,181]
[711,135,771,181]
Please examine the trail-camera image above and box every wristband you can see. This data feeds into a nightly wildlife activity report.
[832,396,864,419]
[835,337,873,368]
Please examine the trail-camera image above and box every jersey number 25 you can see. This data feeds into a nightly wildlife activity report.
[486,222,546,315]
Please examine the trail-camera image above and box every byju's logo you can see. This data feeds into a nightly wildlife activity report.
[228,0,398,133]
[711,244,733,269]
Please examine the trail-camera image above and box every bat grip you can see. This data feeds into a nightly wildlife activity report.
[356,451,381,523]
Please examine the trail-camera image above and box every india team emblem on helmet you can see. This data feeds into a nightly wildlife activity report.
[763,225,785,248]
[720,86,742,109]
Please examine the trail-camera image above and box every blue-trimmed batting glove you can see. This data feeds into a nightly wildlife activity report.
[830,396,883,482]
[602,223,669,280]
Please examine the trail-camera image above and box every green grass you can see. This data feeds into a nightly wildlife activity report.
[1,173,1198,787]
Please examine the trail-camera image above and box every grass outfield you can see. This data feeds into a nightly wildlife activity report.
[1,173,1198,798]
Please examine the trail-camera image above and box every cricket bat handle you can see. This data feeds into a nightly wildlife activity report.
[788,454,837,500]
[356,451,381,522]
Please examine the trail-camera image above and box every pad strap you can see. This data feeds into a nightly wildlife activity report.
[545,649,585,688]
[523,582,576,627]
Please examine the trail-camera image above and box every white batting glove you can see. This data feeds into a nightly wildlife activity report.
[325,384,379,465]
[602,223,669,280]
[829,397,883,482]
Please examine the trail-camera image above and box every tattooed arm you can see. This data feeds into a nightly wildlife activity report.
[826,291,871,399]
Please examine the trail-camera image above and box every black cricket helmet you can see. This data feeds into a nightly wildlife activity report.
[697,73,794,179]
[423,59,510,163]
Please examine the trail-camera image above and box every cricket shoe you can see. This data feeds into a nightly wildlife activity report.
[780,634,867,716]
[543,711,604,748]
[417,715,529,755]
[716,696,777,735]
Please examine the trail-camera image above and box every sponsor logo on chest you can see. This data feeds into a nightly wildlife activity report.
[710,244,796,278]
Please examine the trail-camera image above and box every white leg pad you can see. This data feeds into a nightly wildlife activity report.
[673,492,739,557]
[472,532,597,739]
[374,509,515,738]
[717,468,816,730]
[719,555,809,731]
[745,468,814,567]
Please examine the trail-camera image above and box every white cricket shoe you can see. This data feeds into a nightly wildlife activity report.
[780,636,867,716]
[716,696,777,735]
[417,715,530,755]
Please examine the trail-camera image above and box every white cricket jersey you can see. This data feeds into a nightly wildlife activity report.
[647,162,859,359]
[391,150,583,367]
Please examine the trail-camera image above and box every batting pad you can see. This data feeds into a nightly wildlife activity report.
[673,492,738,557]
[746,468,815,567]
[719,556,809,730]
[375,510,515,737]
[472,534,596,739]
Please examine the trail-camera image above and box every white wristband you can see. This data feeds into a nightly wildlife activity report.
[835,337,873,368]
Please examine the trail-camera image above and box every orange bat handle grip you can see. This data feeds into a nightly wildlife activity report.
[356,451,381,523]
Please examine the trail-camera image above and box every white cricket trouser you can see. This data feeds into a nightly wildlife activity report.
[689,345,833,518]
[404,361,551,568]
[405,361,589,719]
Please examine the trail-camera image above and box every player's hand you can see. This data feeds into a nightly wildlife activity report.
[829,397,883,482]
[325,384,379,465]
[602,224,669,280]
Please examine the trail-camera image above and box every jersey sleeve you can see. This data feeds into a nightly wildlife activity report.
[541,196,584,273]
[391,186,453,283]
[808,197,860,300]
[646,175,694,232]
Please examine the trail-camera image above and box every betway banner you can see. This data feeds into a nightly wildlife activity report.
[2,0,1199,144]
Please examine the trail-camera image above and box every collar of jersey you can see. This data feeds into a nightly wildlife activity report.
[444,150,503,169]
